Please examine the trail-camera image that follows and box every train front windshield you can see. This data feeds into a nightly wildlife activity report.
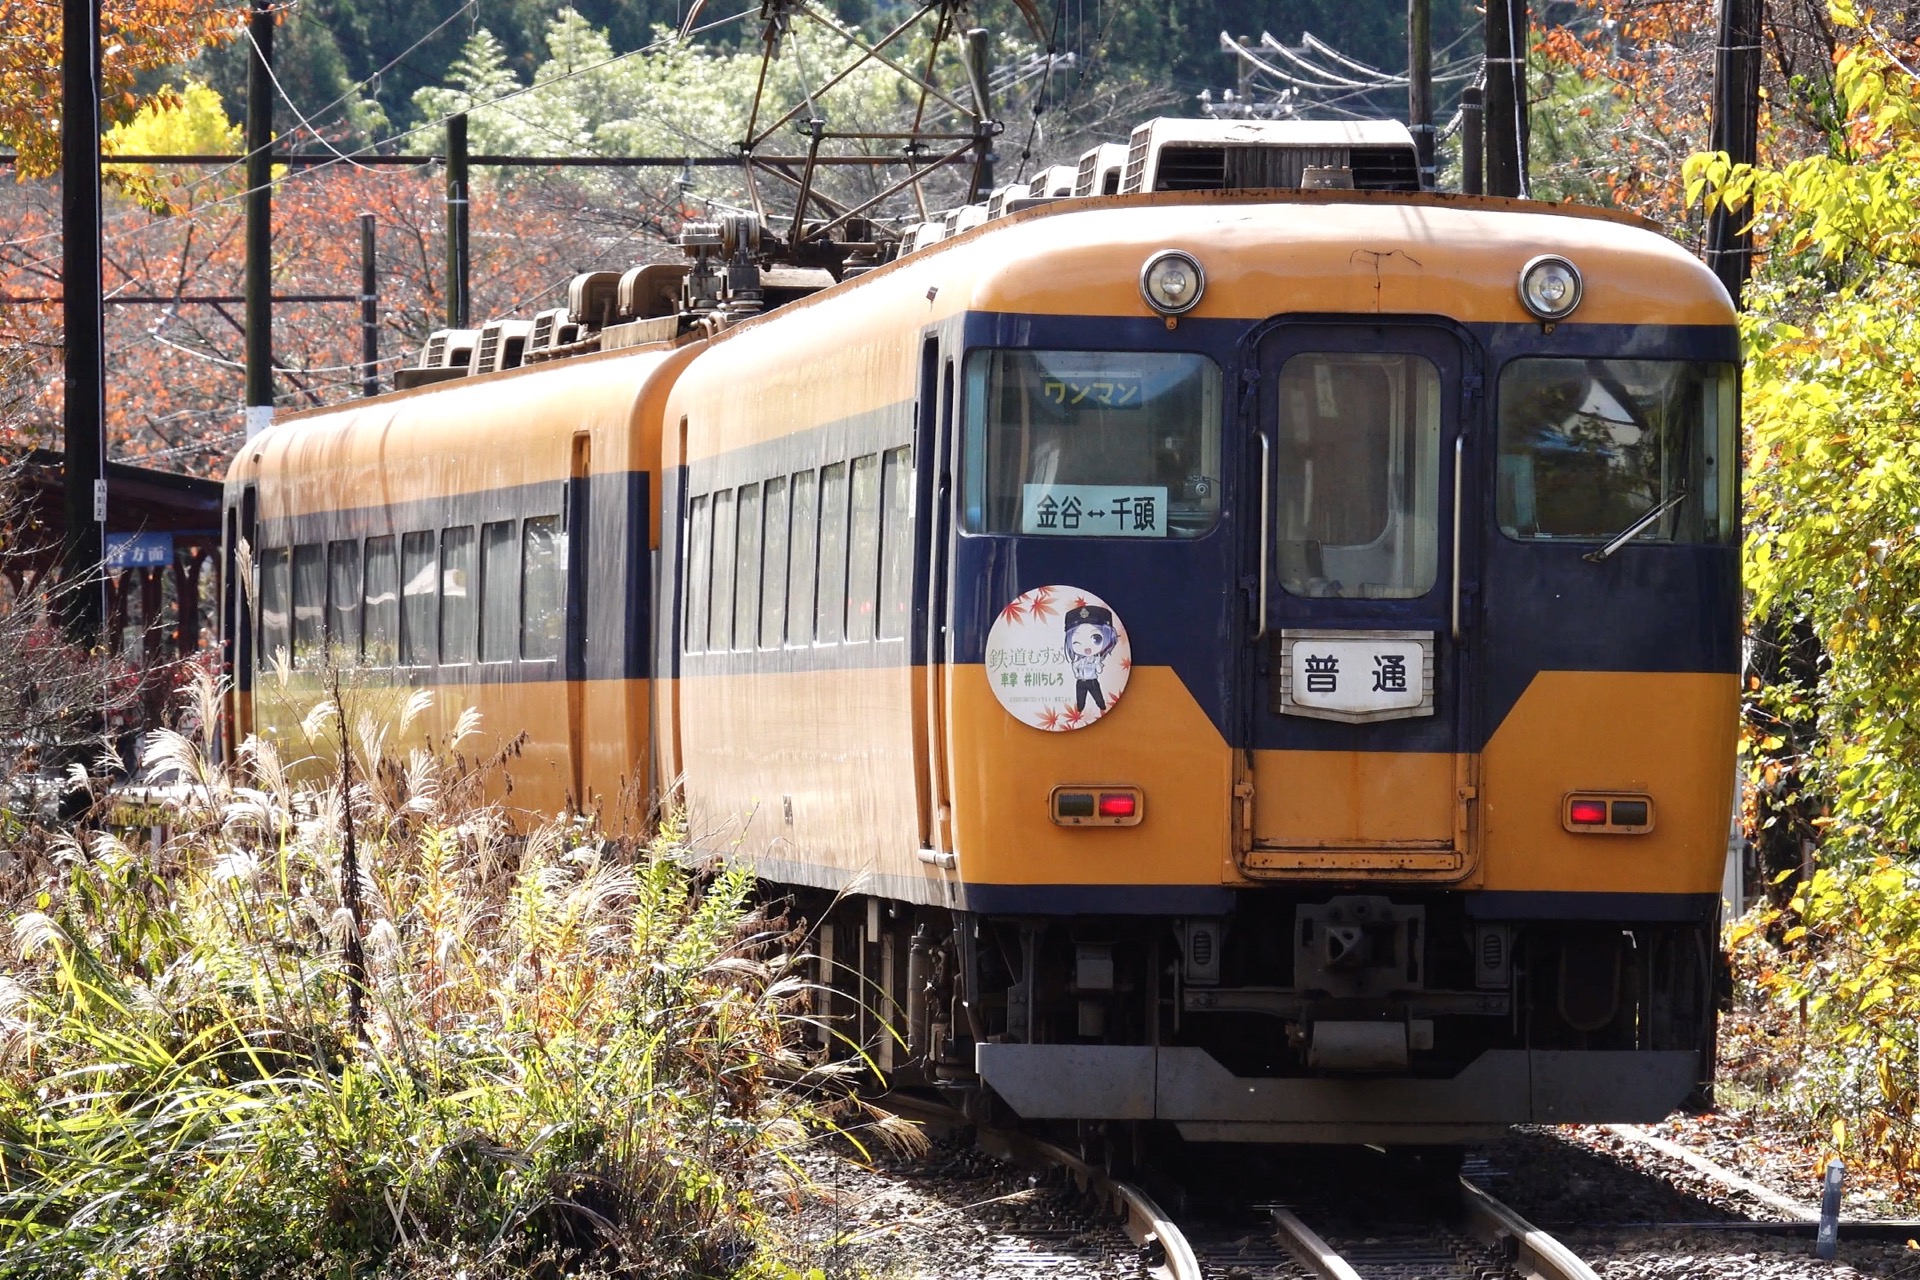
[1496,358,1738,544]
[960,349,1224,537]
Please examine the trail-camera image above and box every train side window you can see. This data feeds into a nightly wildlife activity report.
[878,445,912,641]
[291,543,324,665]
[258,546,290,664]
[685,494,711,653]
[363,536,398,666]
[734,483,761,652]
[786,471,818,647]
[400,531,437,665]
[326,539,362,661]
[709,489,736,652]
[846,454,881,643]
[815,462,849,644]
[760,476,789,649]
[440,525,476,664]
[479,520,518,663]
[521,516,563,660]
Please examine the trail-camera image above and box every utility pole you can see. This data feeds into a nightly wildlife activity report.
[965,29,994,201]
[445,113,470,329]
[1408,0,1435,188]
[1483,0,1529,197]
[60,0,106,644]
[244,0,274,438]
[359,214,379,395]
[1461,82,1485,194]
[1707,0,1762,304]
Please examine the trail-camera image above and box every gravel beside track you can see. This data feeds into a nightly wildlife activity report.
[773,1116,1920,1278]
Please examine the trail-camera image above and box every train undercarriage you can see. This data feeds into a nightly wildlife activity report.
[794,889,1719,1145]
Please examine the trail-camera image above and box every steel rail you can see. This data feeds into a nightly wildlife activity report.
[974,1128,1203,1280]
[1458,1176,1604,1280]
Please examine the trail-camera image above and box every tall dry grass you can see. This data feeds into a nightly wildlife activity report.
[0,667,889,1279]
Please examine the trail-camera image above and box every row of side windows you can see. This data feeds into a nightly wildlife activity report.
[686,446,912,654]
[256,517,564,669]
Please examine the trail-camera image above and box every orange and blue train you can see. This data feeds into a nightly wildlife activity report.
[223,120,1740,1146]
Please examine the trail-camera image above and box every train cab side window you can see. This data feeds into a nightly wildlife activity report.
[734,483,761,652]
[521,516,563,661]
[962,349,1224,537]
[291,543,324,665]
[258,547,291,664]
[760,476,789,649]
[1275,353,1441,600]
[878,446,912,641]
[364,536,398,667]
[440,525,476,664]
[846,454,881,643]
[479,520,518,663]
[709,490,736,652]
[326,539,362,661]
[787,471,819,647]
[685,494,711,653]
[816,463,849,644]
[1496,359,1738,545]
[400,531,437,665]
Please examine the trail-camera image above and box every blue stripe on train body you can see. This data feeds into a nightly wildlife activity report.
[944,311,1741,752]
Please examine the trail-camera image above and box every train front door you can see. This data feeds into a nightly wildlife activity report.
[1240,321,1481,881]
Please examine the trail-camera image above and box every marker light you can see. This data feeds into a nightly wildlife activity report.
[1563,792,1655,834]
[1568,799,1609,826]
[1051,784,1144,827]
[1140,250,1205,316]
[1518,255,1584,321]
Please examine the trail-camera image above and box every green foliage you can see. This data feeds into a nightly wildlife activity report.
[0,669,839,1279]
[1694,41,1920,1180]
[1687,46,1920,850]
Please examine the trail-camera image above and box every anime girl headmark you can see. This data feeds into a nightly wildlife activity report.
[1064,604,1120,714]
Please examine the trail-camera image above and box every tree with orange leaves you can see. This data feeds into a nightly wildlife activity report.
[0,0,241,178]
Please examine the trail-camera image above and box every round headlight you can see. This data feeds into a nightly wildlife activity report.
[1140,249,1205,316]
[1518,255,1583,321]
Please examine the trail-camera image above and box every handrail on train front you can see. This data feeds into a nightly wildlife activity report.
[1451,436,1464,643]
[1256,432,1272,642]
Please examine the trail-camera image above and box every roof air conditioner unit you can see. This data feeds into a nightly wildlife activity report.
[472,318,535,375]
[421,328,479,370]
[1073,144,1126,196]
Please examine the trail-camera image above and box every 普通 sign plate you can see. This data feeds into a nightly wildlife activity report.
[1276,629,1435,724]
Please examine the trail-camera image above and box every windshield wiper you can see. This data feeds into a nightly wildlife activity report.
[1584,489,1688,563]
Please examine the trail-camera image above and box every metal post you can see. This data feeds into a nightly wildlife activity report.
[60,0,106,644]
[1461,83,1485,195]
[244,0,274,439]
[445,113,470,329]
[1706,0,1761,305]
[1815,1158,1843,1260]
[359,213,378,396]
[1409,0,1435,189]
[965,29,994,202]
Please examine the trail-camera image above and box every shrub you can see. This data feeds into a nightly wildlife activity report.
[0,668,844,1279]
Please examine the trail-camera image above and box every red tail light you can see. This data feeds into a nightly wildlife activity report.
[1097,793,1137,819]
[1568,799,1609,825]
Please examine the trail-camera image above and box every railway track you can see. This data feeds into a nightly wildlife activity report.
[1261,1177,1601,1280]
[872,1093,1601,1280]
